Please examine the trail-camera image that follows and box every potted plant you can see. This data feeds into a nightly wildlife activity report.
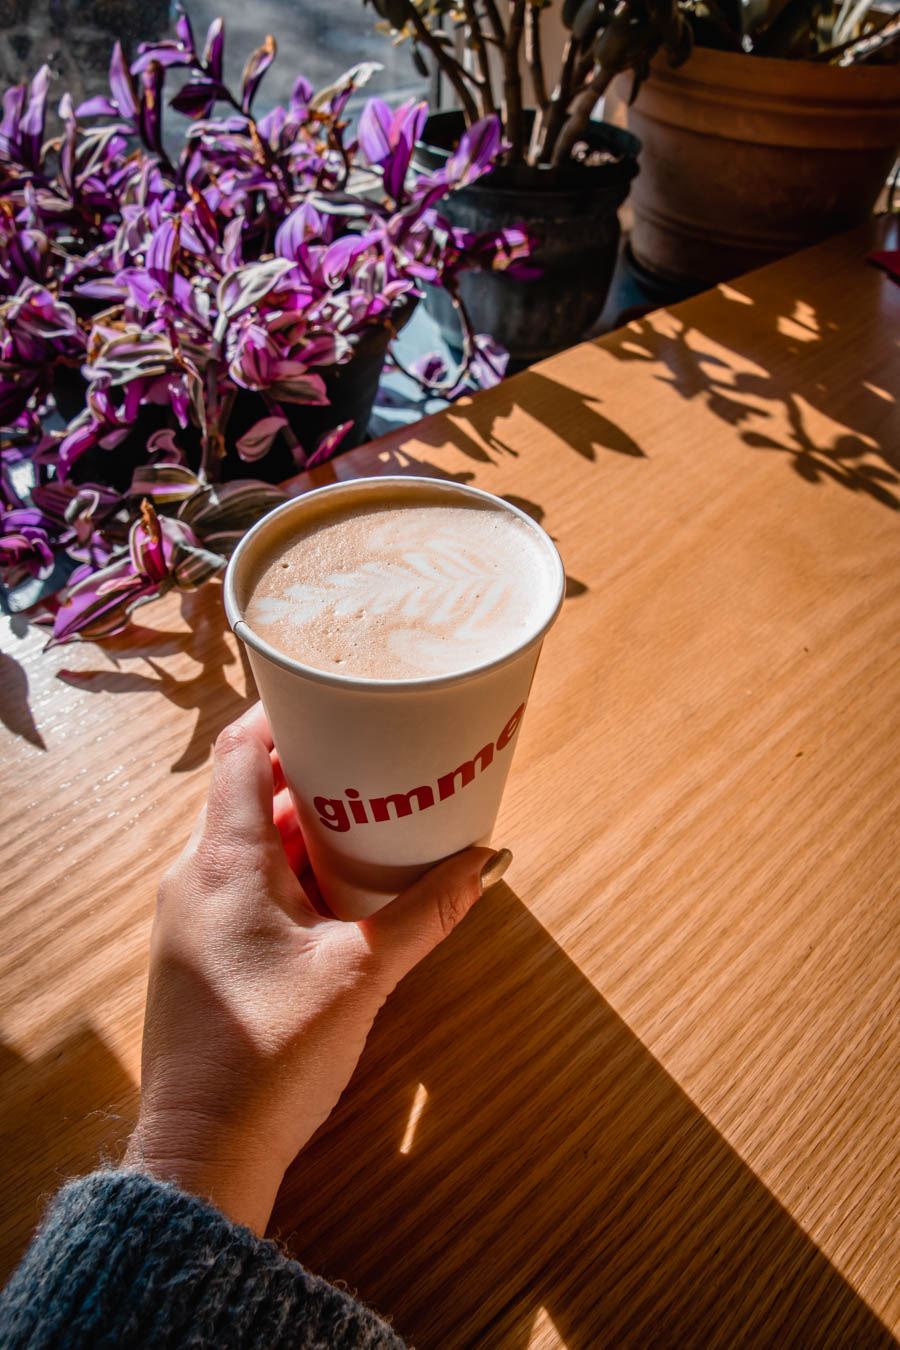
[603,0,900,288]
[0,13,530,643]
[362,0,684,364]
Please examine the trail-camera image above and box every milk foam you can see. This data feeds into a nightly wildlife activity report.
[245,501,555,679]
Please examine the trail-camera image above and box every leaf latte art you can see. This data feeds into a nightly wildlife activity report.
[245,502,555,679]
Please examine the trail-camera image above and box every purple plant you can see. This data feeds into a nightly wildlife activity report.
[0,14,533,643]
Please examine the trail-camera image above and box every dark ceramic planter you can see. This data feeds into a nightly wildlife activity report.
[414,111,641,370]
[217,314,402,483]
[62,309,406,490]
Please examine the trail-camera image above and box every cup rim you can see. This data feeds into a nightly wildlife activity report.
[224,474,566,693]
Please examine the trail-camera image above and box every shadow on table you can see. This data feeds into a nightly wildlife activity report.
[600,271,900,512]
[54,588,257,771]
[0,649,46,751]
[0,1027,137,1284]
[275,886,897,1350]
[341,367,648,469]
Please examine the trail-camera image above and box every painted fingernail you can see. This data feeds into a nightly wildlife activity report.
[480,848,513,893]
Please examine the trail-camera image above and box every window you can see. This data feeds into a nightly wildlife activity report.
[1,1,429,118]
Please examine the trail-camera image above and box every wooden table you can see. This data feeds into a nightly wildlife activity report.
[1,217,898,1348]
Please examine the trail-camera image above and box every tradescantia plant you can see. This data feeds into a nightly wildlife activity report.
[0,13,529,643]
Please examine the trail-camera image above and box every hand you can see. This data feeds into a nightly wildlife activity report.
[123,703,510,1235]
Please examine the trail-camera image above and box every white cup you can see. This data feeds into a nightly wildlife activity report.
[225,476,564,919]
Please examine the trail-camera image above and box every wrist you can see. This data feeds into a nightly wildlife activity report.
[123,1112,285,1236]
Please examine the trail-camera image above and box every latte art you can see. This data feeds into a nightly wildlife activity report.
[245,502,554,679]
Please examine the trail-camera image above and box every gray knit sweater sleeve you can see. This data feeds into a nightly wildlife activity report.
[0,1170,409,1350]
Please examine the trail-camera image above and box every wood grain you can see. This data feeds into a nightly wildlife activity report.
[1,218,898,1347]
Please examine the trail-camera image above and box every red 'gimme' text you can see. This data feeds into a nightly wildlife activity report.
[312,703,525,833]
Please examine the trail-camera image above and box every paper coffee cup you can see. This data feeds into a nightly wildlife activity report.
[225,476,564,919]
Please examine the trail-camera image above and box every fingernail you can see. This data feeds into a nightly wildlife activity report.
[480,848,513,894]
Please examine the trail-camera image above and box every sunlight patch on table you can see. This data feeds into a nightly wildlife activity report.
[863,381,894,403]
[399,1081,428,1154]
[777,300,821,343]
[527,1304,564,1349]
[717,282,754,306]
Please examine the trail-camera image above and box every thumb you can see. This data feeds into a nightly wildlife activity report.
[363,846,512,986]
[203,721,277,849]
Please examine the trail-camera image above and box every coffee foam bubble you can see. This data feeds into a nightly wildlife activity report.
[245,500,555,680]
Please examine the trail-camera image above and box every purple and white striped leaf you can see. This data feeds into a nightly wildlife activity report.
[304,420,354,469]
[235,414,288,461]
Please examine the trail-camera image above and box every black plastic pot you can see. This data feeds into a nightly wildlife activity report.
[217,314,401,483]
[52,364,91,424]
[64,308,406,490]
[415,112,641,370]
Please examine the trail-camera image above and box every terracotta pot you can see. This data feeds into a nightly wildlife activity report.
[606,49,900,286]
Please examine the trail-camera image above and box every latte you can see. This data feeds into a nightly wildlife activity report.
[226,477,565,916]
[244,493,557,680]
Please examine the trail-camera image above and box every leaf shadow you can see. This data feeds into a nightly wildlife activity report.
[379,369,647,467]
[55,589,257,772]
[749,392,900,510]
[0,650,46,750]
[601,277,900,511]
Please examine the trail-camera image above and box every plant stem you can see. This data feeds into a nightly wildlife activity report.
[215,81,294,204]
[396,0,480,123]
[526,5,549,113]
[463,0,498,117]
[264,395,303,464]
[503,0,528,161]
[812,7,899,59]
[482,0,507,45]
[571,45,598,94]
[199,347,226,484]
[452,288,507,384]
[327,120,354,189]
[550,63,614,166]
[533,32,578,163]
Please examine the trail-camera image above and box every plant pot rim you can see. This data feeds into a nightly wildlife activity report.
[416,109,640,196]
[613,46,900,147]
[649,43,900,100]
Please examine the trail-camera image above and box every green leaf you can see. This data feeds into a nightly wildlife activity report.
[194,528,249,556]
[87,331,175,386]
[663,12,693,65]
[381,0,413,28]
[572,0,600,43]
[562,0,583,28]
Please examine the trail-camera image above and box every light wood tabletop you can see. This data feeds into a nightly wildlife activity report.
[1,216,898,1348]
